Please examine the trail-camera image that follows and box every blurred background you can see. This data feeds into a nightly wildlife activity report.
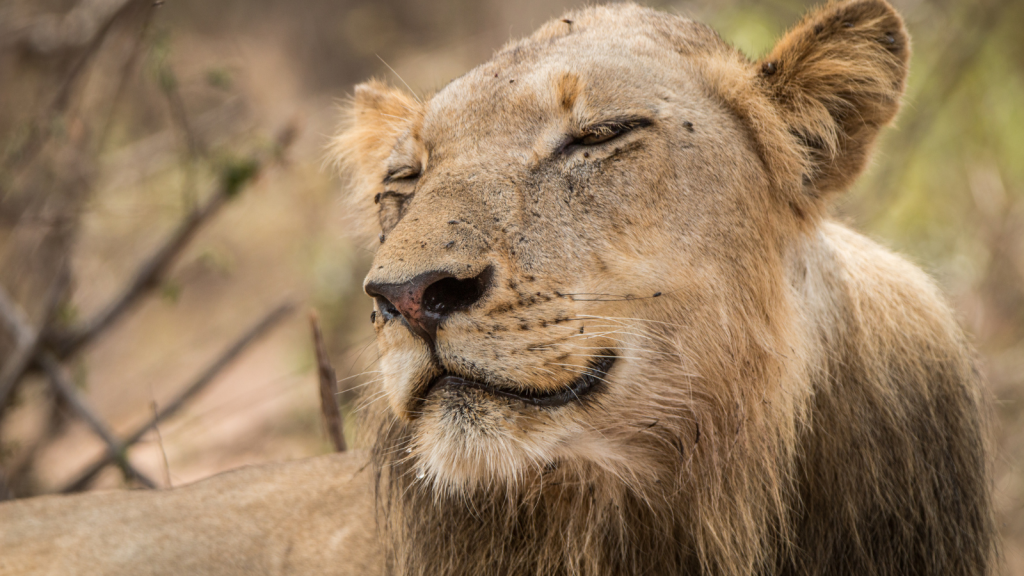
[0,0,1021,570]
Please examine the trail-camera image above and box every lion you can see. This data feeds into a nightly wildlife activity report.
[0,1,996,574]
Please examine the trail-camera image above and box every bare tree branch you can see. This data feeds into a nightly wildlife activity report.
[4,0,141,55]
[1,274,155,490]
[96,0,158,152]
[150,400,172,487]
[61,300,295,493]
[158,61,206,161]
[310,311,345,452]
[3,0,153,174]
[38,351,156,489]
[0,269,68,414]
[0,283,35,344]
[51,130,296,358]
[52,188,229,356]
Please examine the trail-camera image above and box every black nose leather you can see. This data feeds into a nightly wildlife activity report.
[366,267,492,342]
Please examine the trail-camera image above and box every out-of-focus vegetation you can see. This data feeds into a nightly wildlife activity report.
[0,0,1022,570]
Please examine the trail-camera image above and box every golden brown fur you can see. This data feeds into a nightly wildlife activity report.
[0,453,380,575]
[0,1,995,574]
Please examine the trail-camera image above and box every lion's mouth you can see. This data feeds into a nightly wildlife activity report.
[426,353,617,408]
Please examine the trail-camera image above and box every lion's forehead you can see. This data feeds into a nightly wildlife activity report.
[420,29,698,148]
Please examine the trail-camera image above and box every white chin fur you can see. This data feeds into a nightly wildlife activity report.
[406,391,637,494]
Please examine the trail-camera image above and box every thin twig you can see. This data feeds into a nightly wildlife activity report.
[39,351,156,489]
[60,300,295,493]
[160,62,205,160]
[0,325,41,412]
[0,464,11,501]
[3,0,148,174]
[158,60,205,209]
[0,268,68,414]
[0,283,35,344]
[151,399,172,487]
[51,188,229,356]
[310,311,346,452]
[6,0,140,54]
[51,129,296,358]
[96,0,159,152]
[0,277,154,488]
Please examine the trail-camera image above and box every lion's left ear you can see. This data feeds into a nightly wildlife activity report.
[332,79,423,184]
[331,80,424,241]
[756,0,910,195]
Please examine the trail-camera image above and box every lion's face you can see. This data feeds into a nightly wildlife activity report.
[337,2,908,491]
[353,12,770,489]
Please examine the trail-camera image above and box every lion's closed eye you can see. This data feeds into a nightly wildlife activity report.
[383,165,421,184]
[561,117,652,153]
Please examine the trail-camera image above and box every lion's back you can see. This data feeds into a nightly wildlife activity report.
[0,451,382,576]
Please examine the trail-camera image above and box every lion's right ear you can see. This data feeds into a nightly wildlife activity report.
[331,80,424,239]
[756,0,910,197]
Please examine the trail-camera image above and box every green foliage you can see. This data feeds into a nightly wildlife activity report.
[160,280,182,304]
[219,156,261,198]
[205,67,234,91]
[148,29,177,94]
[54,301,78,329]
[711,5,787,59]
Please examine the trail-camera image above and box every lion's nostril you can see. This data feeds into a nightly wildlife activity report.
[422,269,490,317]
[375,297,401,323]
[365,266,492,342]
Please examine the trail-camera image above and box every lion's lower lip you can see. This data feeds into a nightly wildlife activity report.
[428,353,617,407]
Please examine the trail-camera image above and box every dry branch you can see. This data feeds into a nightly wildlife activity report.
[150,400,172,487]
[51,129,295,358]
[39,351,157,488]
[52,188,230,356]
[96,0,158,152]
[310,311,346,452]
[3,0,153,174]
[0,283,34,341]
[0,284,38,410]
[1,277,155,489]
[0,0,301,498]
[61,300,295,493]
[0,270,67,416]
[159,61,206,161]
[5,0,141,55]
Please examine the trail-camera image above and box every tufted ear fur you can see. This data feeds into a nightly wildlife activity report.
[757,0,910,196]
[331,80,423,241]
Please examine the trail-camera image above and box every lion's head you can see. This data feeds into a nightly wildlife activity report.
[333,2,993,575]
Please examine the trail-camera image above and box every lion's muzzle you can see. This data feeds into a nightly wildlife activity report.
[365,266,493,343]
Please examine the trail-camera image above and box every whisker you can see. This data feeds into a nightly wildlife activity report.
[375,55,423,104]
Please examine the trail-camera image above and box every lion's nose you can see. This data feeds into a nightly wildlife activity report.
[365,267,492,342]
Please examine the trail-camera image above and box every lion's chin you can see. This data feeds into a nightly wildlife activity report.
[401,354,619,490]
